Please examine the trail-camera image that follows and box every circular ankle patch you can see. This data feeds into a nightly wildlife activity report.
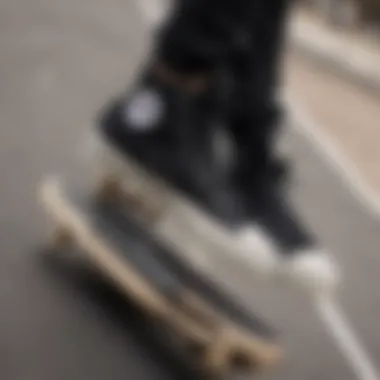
[123,88,164,132]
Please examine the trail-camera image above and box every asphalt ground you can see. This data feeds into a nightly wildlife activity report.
[1,1,380,379]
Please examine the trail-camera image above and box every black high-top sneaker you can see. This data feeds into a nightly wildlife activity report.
[230,108,340,293]
[92,62,248,253]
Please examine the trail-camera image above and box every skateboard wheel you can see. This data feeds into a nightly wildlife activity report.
[202,334,230,376]
[142,203,165,224]
[187,341,207,357]
[147,202,167,222]
[96,175,123,201]
[203,354,228,377]
[124,191,165,224]
[49,225,73,249]
[229,350,254,372]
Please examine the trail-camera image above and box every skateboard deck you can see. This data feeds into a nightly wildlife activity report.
[39,177,282,377]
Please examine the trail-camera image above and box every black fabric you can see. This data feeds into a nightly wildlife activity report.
[156,0,289,142]
[156,0,261,72]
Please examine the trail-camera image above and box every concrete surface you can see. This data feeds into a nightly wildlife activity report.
[290,9,380,97]
[287,53,380,212]
[0,1,380,379]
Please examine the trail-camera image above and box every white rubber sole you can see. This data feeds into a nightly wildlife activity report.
[282,249,341,294]
[231,224,340,294]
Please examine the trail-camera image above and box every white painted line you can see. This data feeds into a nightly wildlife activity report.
[287,95,380,220]
[317,297,380,380]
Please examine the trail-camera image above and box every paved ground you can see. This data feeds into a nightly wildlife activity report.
[290,8,380,94]
[288,52,380,204]
[1,1,380,379]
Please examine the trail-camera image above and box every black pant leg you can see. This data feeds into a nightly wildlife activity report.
[228,0,290,153]
[155,0,251,73]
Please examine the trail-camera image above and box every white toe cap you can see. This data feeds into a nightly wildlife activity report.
[235,227,278,274]
[284,249,341,293]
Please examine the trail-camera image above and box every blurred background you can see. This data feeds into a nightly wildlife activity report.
[0,0,380,379]
[297,0,380,28]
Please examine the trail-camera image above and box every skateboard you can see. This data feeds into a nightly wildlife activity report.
[39,176,282,378]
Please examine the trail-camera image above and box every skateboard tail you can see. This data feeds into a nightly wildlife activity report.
[40,178,169,315]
